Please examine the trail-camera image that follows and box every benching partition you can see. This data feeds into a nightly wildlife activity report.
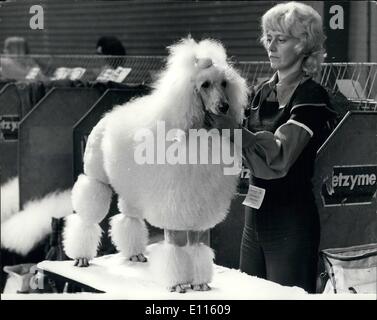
[0,83,22,183]
[18,87,102,208]
[72,87,150,180]
[1,81,49,184]
[313,111,377,251]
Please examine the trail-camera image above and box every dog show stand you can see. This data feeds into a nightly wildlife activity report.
[33,245,307,299]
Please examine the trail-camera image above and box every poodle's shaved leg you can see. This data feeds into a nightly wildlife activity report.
[186,230,214,291]
[165,229,188,247]
[187,230,203,245]
[74,258,89,267]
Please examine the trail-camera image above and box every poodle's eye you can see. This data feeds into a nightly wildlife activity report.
[201,81,210,89]
[221,81,227,88]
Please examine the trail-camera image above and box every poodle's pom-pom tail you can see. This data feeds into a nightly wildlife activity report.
[109,214,148,258]
[186,244,215,285]
[149,242,193,288]
[63,214,102,260]
[1,189,72,256]
[71,174,112,223]
[1,176,19,222]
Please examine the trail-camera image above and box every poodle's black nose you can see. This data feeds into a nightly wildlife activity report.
[219,102,229,114]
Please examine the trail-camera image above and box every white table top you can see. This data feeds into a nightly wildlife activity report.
[36,245,308,299]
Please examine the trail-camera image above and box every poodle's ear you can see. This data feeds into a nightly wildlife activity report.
[195,58,213,69]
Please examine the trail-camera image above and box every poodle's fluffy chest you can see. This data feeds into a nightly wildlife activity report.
[101,103,240,231]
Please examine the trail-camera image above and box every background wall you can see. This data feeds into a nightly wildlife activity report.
[0,0,273,61]
[348,1,377,62]
[0,0,375,61]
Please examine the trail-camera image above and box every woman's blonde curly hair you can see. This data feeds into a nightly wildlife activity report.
[260,1,327,78]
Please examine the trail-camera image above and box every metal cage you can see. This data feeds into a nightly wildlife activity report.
[238,61,377,111]
[1,55,376,110]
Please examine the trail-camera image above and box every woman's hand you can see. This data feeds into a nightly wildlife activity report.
[204,111,240,131]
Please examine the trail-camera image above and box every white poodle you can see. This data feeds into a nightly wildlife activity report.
[63,37,249,293]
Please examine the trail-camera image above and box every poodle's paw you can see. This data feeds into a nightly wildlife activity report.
[74,258,89,267]
[169,284,187,294]
[191,283,211,291]
[129,253,147,263]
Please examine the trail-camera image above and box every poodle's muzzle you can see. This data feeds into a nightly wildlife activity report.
[194,58,231,116]
[196,85,230,116]
[218,102,229,114]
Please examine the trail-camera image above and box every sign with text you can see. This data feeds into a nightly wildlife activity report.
[96,67,132,83]
[51,67,86,80]
[25,67,42,80]
[0,115,19,141]
[321,165,377,206]
[238,166,250,195]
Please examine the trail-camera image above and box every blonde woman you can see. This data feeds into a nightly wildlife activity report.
[206,2,336,293]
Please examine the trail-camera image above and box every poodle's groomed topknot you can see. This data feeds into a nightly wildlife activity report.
[195,57,213,70]
[195,38,227,66]
[165,36,228,72]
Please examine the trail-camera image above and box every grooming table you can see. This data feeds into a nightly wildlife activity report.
[37,244,307,299]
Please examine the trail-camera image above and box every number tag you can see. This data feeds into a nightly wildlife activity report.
[242,184,265,209]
